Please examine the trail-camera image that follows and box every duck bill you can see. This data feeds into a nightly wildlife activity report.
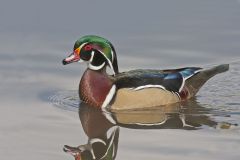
[62,52,80,65]
[63,145,81,160]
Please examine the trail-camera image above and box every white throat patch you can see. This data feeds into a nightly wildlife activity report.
[88,50,106,71]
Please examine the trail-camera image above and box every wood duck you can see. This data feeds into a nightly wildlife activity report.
[62,35,229,110]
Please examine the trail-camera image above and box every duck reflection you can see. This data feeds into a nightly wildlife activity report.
[64,102,119,160]
[63,98,232,160]
[112,99,217,130]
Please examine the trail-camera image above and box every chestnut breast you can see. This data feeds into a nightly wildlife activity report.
[79,69,113,108]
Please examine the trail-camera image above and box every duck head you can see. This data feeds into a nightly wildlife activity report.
[62,35,119,75]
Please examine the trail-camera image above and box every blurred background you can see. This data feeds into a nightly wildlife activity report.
[0,0,240,160]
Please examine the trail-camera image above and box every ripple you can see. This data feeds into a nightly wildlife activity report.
[49,90,80,112]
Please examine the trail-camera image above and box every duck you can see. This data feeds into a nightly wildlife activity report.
[62,35,229,110]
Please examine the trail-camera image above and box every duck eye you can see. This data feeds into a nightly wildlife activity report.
[84,45,92,51]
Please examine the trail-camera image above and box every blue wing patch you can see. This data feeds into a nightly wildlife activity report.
[179,68,201,79]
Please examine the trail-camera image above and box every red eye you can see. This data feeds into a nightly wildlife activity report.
[84,45,92,51]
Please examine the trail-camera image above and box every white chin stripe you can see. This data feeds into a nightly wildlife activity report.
[133,85,166,91]
[88,62,106,70]
[88,50,107,70]
[102,85,116,109]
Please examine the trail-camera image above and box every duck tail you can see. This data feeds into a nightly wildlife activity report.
[202,64,229,77]
[186,64,229,97]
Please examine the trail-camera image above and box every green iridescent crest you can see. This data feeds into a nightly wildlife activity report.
[74,35,119,74]
[74,35,112,61]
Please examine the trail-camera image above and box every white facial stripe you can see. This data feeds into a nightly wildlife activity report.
[89,50,95,62]
[111,50,114,63]
[102,85,116,109]
[98,50,116,75]
[133,85,166,91]
[79,42,88,51]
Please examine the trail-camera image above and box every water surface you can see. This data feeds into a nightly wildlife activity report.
[1,0,240,160]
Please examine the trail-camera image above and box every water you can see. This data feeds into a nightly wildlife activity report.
[1,0,240,160]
